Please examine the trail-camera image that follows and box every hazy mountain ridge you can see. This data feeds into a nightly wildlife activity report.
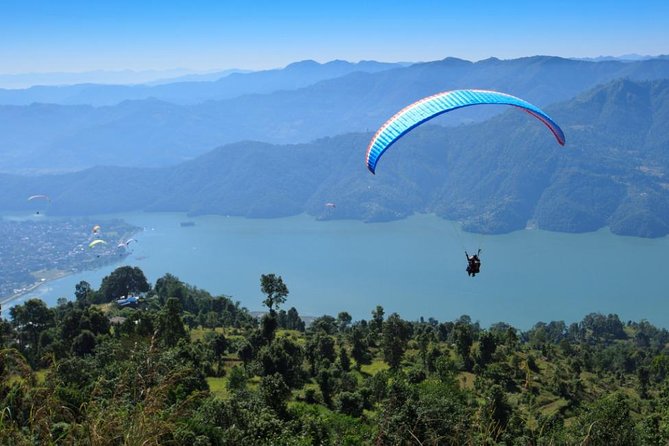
[573,54,668,62]
[1,79,668,237]
[0,60,406,107]
[2,56,669,173]
[0,68,218,89]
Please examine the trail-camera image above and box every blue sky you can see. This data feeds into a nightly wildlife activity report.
[1,0,668,73]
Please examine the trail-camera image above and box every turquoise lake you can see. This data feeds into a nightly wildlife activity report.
[6,212,669,329]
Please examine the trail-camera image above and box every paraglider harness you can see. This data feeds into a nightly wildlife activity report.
[465,249,481,277]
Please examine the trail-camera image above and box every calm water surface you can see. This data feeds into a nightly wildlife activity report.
[7,212,669,329]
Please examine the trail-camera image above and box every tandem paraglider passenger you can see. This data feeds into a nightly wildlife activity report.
[465,249,481,277]
[364,89,566,280]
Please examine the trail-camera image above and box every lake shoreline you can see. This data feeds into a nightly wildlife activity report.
[2,212,668,329]
[1,269,78,308]
[0,214,142,309]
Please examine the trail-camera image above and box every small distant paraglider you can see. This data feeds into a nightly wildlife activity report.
[89,239,107,248]
[89,239,107,257]
[116,238,137,257]
[117,238,137,256]
[92,225,101,234]
[321,202,337,220]
[27,194,51,215]
[117,238,137,249]
[28,194,50,202]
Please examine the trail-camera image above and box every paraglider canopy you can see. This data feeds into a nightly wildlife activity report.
[27,194,51,215]
[365,89,566,174]
[28,194,50,201]
[117,238,136,248]
[89,239,107,248]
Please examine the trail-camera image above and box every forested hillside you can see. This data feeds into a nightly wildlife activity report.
[2,267,669,444]
[1,79,668,237]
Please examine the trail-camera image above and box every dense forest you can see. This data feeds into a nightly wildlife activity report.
[2,266,669,445]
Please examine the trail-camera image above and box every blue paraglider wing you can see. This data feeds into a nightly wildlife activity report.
[365,89,565,174]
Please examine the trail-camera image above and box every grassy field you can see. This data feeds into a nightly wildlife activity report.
[206,376,229,399]
[360,359,389,376]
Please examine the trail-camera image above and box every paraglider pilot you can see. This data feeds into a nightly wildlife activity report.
[465,249,481,277]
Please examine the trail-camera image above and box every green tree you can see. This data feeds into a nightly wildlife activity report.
[60,308,84,342]
[413,378,473,445]
[227,365,247,392]
[98,266,150,302]
[377,377,420,444]
[637,366,650,399]
[154,273,187,304]
[135,314,155,337]
[260,273,289,312]
[337,311,352,332]
[573,393,637,445]
[38,330,55,356]
[636,414,665,446]
[86,307,111,335]
[306,333,336,375]
[453,322,474,371]
[480,384,512,442]
[285,307,305,331]
[157,297,187,347]
[382,313,411,370]
[416,329,431,369]
[477,330,497,367]
[350,326,371,365]
[10,298,55,357]
[209,332,228,356]
[206,332,228,376]
[505,326,519,348]
[317,365,335,407]
[316,335,336,363]
[261,312,278,342]
[309,315,337,335]
[257,337,304,387]
[338,346,351,372]
[71,330,96,356]
[0,316,14,348]
[651,353,669,382]
[259,373,291,416]
[371,305,385,334]
[237,339,255,365]
[74,280,93,305]
[203,311,219,328]
[334,391,365,417]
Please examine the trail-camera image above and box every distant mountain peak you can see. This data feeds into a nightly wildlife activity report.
[418,57,472,68]
[285,60,322,69]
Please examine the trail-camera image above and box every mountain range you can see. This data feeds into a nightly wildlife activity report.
[1,78,668,238]
[0,68,236,90]
[0,60,405,106]
[2,56,669,172]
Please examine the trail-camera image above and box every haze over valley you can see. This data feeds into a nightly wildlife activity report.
[1,58,669,238]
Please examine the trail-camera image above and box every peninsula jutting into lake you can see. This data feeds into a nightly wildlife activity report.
[0,216,140,305]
